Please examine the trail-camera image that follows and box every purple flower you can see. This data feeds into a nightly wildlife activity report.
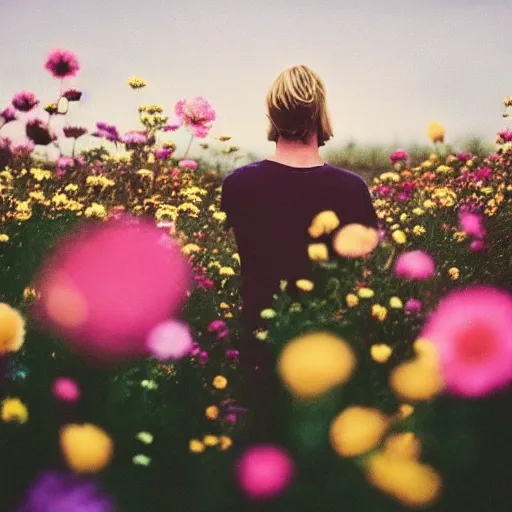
[155,147,173,159]
[63,88,82,101]
[390,149,408,164]
[226,349,240,360]
[26,119,56,146]
[12,91,39,112]
[0,106,17,126]
[405,298,422,314]
[17,470,114,512]
[174,96,216,139]
[63,126,88,138]
[163,123,181,132]
[92,122,119,142]
[120,130,148,148]
[45,49,80,79]
[208,320,227,332]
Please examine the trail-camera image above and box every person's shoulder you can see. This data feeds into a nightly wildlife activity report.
[222,160,268,183]
[323,164,369,188]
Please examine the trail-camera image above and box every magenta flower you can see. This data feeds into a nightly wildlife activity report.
[459,212,486,239]
[58,156,75,169]
[0,106,17,126]
[53,377,81,403]
[174,96,216,139]
[11,140,35,157]
[63,126,88,138]
[63,88,82,101]
[226,349,240,360]
[470,239,486,252]
[34,217,192,361]
[12,91,39,112]
[395,250,435,280]
[120,130,148,148]
[45,49,80,78]
[178,159,198,170]
[456,152,472,160]
[420,286,512,397]
[163,122,181,132]
[199,351,209,366]
[474,167,492,181]
[405,298,422,314]
[390,149,408,164]
[208,320,227,332]
[497,128,512,143]
[26,119,56,146]
[236,445,294,501]
[155,147,173,159]
[92,122,119,142]
[17,471,114,512]
[146,319,194,360]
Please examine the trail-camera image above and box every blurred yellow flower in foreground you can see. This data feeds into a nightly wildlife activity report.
[365,451,442,508]
[278,331,356,399]
[371,304,388,322]
[448,267,459,280]
[308,210,340,238]
[205,406,219,420]
[296,279,314,292]
[213,375,228,389]
[1,397,28,424]
[389,297,403,309]
[390,339,444,401]
[219,436,232,450]
[357,287,374,299]
[333,224,379,258]
[203,435,219,447]
[392,230,407,244]
[427,122,445,143]
[308,243,329,261]
[60,424,114,473]
[0,234,9,242]
[189,439,205,453]
[330,406,390,457]
[384,432,422,460]
[371,344,392,363]
[0,303,26,353]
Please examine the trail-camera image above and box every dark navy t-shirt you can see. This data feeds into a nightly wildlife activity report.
[220,159,378,333]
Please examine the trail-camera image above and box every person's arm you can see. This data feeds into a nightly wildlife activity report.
[355,178,379,229]
[220,175,233,230]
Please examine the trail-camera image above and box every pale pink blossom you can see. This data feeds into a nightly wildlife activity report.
[395,251,435,280]
[147,320,194,360]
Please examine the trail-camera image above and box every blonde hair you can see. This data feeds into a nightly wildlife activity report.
[265,65,333,147]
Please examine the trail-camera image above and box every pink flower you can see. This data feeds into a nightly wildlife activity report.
[12,91,39,112]
[26,119,56,146]
[395,250,435,280]
[0,106,17,126]
[208,320,227,332]
[53,377,80,403]
[475,167,492,181]
[457,152,472,160]
[174,96,216,139]
[236,445,294,501]
[62,89,82,102]
[58,156,75,169]
[420,286,512,397]
[390,149,408,164]
[147,319,193,360]
[178,159,198,170]
[470,239,486,252]
[45,49,80,79]
[163,123,181,132]
[405,298,422,314]
[120,130,148,148]
[459,212,486,239]
[34,217,192,361]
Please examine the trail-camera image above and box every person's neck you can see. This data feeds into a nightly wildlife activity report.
[268,136,324,167]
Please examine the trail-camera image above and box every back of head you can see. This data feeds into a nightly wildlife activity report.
[265,64,333,147]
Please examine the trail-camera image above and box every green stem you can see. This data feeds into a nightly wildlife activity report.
[182,133,194,160]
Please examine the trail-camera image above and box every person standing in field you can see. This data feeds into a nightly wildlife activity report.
[220,64,378,440]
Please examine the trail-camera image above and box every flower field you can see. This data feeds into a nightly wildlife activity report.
[1,50,512,511]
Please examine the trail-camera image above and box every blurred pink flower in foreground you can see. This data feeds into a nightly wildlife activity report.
[459,212,486,239]
[395,250,435,280]
[146,320,193,360]
[53,377,80,403]
[420,286,512,397]
[45,49,80,79]
[174,96,216,138]
[236,444,294,501]
[34,216,192,361]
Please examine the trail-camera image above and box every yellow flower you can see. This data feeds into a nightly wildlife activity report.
[346,293,359,307]
[0,303,26,353]
[399,213,408,222]
[423,199,436,209]
[357,287,374,299]
[0,234,9,242]
[212,211,227,222]
[389,297,403,309]
[397,404,415,419]
[205,406,220,420]
[182,243,201,255]
[255,330,269,340]
[379,172,400,182]
[136,432,154,444]
[260,308,277,319]
[127,76,147,89]
[278,331,356,400]
[413,225,426,236]
[412,207,424,216]
[289,302,302,313]
[137,168,154,178]
[189,439,205,453]
[280,279,288,291]
[332,224,380,258]
[366,452,442,508]
[219,266,235,276]
[213,375,228,389]
[429,153,439,162]
[203,435,220,447]
[308,210,340,238]
[60,424,114,473]
[391,230,407,244]
[427,121,445,143]
[219,302,230,309]
[232,253,240,264]
[435,164,452,174]
[296,279,314,292]
[308,243,329,261]
[52,193,68,206]
[1,397,28,424]
[23,287,38,301]
[133,454,151,466]
[371,344,392,363]
[219,436,232,451]
[384,432,422,460]
[224,312,233,319]
[329,406,390,457]
[448,267,459,280]
[371,304,388,322]
[452,231,467,242]
[147,153,155,164]
[84,203,107,219]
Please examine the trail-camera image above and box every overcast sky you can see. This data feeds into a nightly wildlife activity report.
[1,0,510,160]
